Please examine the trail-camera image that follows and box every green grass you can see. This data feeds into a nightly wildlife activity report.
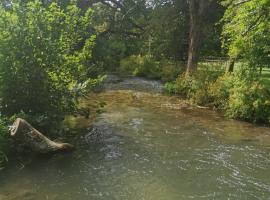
[261,68,270,88]
[198,61,227,72]
[199,60,270,89]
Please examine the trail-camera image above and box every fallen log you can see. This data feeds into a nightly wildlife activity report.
[10,118,74,154]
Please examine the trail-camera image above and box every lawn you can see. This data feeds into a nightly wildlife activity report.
[261,68,270,88]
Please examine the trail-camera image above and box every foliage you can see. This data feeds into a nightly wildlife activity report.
[0,115,9,169]
[222,67,270,123]
[167,65,270,123]
[120,55,182,81]
[119,55,160,79]
[144,0,189,61]
[89,0,224,71]
[199,1,225,57]
[90,1,145,71]
[221,0,270,68]
[208,73,233,109]
[160,60,184,82]
[226,80,270,123]
[0,1,99,130]
[166,65,222,105]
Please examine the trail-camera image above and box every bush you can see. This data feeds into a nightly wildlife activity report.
[165,74,190,95]
[0,1,99,130]
[136,56,161,79]
[120,55,183,81]
[160,60,183,82]
[119,55,141,75]
[166,65,270,124]
[224,68,270,123]
[208,66,270,123]
[119,55,161,79]
[226,81,270,123]
[166,66,222,105]
[208,73,234,110]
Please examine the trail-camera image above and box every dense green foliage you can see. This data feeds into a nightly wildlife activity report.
[89,0,224,71]
[160,0,270,123]
[0,1,99,129]
[211,68,270,122]
[119,55,182,81]
[222,0,270,69]
[166,66,270,123]
[0,0,102,165]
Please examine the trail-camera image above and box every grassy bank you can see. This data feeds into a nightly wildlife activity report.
[118,55,270,124]
[166,65,270,124]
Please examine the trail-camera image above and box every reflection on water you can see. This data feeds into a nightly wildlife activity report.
[1,76,270,200]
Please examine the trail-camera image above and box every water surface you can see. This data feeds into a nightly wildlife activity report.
[1,76,270,200]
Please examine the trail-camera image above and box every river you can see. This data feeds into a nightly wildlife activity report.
[1,75,270,200]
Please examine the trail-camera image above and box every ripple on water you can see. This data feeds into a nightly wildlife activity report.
[1,77,270,200]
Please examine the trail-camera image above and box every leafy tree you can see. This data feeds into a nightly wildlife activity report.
[87,0,224,72]
[144,0,189,61]
[89,0,147,71]
[0,0,98,129]
[222,0,270,72]
[199,1,225,57]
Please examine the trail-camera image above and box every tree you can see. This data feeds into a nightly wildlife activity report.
[78,0,224,73]
[145,0,189,61]
[0,0,98,129]
[222,0,270,72]
[88,0,149,70]
[186,0,211,74]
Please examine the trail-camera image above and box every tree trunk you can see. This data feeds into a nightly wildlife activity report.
[186,0,209,74]
[10,118,74,154]
[227,59,235,72]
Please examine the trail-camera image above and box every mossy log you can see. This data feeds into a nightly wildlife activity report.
[10,118,74,153]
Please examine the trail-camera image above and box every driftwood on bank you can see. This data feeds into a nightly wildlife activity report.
[10,118,74,154]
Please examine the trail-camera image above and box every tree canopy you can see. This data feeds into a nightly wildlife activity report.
[222,0,270,68]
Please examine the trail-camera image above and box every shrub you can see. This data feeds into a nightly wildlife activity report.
[208,73,234,110]
[135,56,161,79]
[120,55,183,81]
[119,55,142,75]
[0,1,99,130]
[208,66,270,123]
[224,68,270,123]
[165,74,190,96]
[166,66,222,105]
[119,55,161,79]
[160,60,183,82]
[226,81,270,123]
[188,70,221,105]
[166,64,270,123]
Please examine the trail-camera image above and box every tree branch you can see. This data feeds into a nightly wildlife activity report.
[241,12,267,36]
[98,0,146,32]
[234,0,252,6]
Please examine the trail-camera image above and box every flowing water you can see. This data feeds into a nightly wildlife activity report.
[1,76,270,200]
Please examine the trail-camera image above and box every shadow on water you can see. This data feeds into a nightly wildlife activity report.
[1,75,270,200]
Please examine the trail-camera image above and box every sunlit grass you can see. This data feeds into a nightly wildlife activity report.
[261,68,270,89]
[198,61,270,89]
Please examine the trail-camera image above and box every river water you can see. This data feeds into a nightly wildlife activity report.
[1,76,270,200]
